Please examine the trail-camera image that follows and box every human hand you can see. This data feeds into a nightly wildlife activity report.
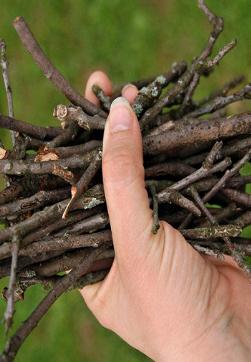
[81,71,251,361]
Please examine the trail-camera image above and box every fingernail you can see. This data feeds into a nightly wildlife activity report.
[109,97,132,133]
[122,83,136,92]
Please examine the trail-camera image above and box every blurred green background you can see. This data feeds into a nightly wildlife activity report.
[0,0,251,361]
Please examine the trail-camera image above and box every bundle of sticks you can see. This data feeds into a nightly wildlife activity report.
[1,1,251,361]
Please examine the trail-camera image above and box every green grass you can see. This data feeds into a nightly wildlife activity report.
[0,0,251,361]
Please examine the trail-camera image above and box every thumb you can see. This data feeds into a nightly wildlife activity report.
[102,97,153,261]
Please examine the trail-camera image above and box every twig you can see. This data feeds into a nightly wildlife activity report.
[188,186,242,262]
[62,150,102,218]
[148,182,160,234]
[133,75,169,118]
[0,184,104,244]
[0,114,61,140]
[179,149,250,229]
[92,84,111,111]
[157,189,201,216]
[202,141,223,169]
[185,83,251,119]
[53,104,106,131]
[0,184,23,206]
[34,248,114,277]
[203,149,251,203]
[3,230,20,333]
[35,140,101,160]
[193,242,251,258]
[145,161,195,178]
[158,157,231,197]
[140,68,195,131]
[18,230,112,258]
[0,188,70,218]
[51,166,76,185]
[55,212,109,237]
[188,186,215,224]
[0,39,15,145]
[180,224,241,239]
[179,15,235,112]
[140,0,225,128]
[6,269,109,300]
[197,75,245,105]
[46,121,79,149]
[112,61,187,100]
[0,247,112,362]
[183,136,251,166]
[22,207,101,246]
[193,244,220,257]
[234,211,251,228]
[203,39,237,73]
[199,203,237,227]
[222,188,251,208]
[13,17,106,117]
[0,210,103,260]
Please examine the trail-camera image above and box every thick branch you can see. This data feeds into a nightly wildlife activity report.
[143,113,251,156]
[0,150,96,176]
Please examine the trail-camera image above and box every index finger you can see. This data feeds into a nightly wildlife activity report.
[84,70,112,105]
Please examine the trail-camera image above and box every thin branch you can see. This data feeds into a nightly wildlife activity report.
[0,184,104,244]
[203,149,251,203]
[183,136,251,166]
[185,83,251,119]
[133,74,170,118]
[92,84,111,111]
[18,230,112,258]
[148,182,160,234]
[55,212,109,237]
[53,104,106,131]
[197,75,245,106]
[22,207,101,246]
[34,248,114,277]
[0,188,70,218]
[158,157,231,197]
[157,189,201,216]
[3,231,20,332]
[112,60,187,100]
[35,140,101,160]
[222,188,251,208]
[145,161,195,178]
[0,247,112,362]
[0,39,15,145]
[188,186,215,224]
[0,114,61,140]
[180,224,241,239]
[63,149,102,218]
[234,211,251,228]
[46,121,79,149]
[13,17,106,117]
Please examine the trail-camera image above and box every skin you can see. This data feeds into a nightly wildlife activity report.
[81,70,251,361]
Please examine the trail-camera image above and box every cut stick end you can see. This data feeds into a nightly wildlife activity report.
[13,16,24,25]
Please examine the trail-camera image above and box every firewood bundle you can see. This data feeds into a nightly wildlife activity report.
[1,1,251,361]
